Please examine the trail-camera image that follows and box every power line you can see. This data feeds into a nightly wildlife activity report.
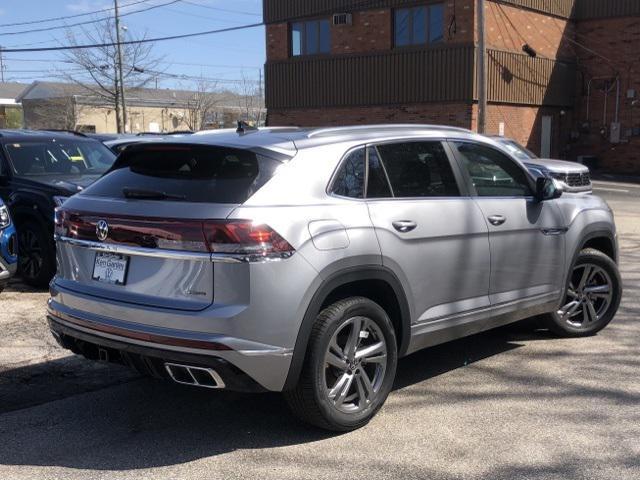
[0,22,264,53]
[5,57,261,70]
[179,0,261,17]
[0,0,182,36]
[0,0,152,28]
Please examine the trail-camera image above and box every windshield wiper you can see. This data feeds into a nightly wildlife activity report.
[122,187,186,201]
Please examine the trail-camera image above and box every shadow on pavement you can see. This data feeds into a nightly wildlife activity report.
[0,322,554,471]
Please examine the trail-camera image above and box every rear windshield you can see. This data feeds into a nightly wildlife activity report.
[81,145,282,204]
[4,140,116,176]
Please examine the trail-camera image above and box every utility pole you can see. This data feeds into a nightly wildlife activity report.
[477,0,487,134]
[258,68,263,126]
[0,47,5,82]
[114,0,127,133]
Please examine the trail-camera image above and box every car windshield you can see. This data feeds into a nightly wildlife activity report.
[496,139,538,161]
[4,140,116,177]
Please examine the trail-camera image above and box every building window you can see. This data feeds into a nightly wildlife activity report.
[291,19,331,56]
[394,4,444,47]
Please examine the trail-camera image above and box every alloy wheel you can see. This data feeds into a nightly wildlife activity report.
[323,316,388,414]
[558,262,613,328]
[18,229,43,280]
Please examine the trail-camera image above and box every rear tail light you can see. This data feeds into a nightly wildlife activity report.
[55,209,294,262]
[203,221,295,258]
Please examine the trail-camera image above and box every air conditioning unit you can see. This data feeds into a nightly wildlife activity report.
[332,13,352,26]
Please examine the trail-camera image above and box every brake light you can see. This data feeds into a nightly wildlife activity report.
[54,209,295,262]
[203,221,295,259]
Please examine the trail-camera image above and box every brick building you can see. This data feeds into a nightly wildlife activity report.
[263,0,640,174]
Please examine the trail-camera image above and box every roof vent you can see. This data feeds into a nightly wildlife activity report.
[332,13,352,26]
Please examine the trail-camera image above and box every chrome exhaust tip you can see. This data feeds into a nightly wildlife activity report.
[164,362,225,389]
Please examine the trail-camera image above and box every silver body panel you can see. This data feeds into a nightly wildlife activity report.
[51,125,617,391]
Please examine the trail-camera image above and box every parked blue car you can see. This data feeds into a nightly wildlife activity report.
[0,199,17,293]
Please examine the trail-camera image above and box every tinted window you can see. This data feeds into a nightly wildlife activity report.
[453,142,533,197]
[366,147,392,198]
[291,19,331,56]
[394,8,410,46]
[319,20,331,52]
[429,4,444,43]
[5,141,116,176]
[82,145,281,204]
[413,6,426,44]
[376,142,460,197]
[331,148,365,199]
[395,4,444,47]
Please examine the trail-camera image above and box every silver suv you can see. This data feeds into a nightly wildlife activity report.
[49,125,622,431]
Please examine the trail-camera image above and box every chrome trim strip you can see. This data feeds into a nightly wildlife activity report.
[56,235,215,262]
[413,291,561,328]
[55,235,292,264]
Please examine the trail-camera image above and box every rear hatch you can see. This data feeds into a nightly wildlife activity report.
[54,143,284,311]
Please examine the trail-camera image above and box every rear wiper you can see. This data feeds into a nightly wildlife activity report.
[122,187,186,201]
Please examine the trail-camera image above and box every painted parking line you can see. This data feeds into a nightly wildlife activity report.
[592,180,640,189]
[593,187,631,193]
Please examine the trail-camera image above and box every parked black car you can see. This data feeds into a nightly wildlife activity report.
[0,130,117,287]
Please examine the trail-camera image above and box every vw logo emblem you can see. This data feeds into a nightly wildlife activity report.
[96,220,109,241]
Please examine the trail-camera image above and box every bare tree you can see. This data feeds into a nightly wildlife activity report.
[62,18,164,132]
[182,78,221,131]
[237,72,264,125]
[23,96,85,131]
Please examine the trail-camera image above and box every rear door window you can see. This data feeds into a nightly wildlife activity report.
[82,145,282,204]
[375,141,460,197]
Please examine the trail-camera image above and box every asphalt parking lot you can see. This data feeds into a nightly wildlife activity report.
[0,181,639,480]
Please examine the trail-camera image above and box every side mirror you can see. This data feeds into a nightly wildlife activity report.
[536,177,563,201]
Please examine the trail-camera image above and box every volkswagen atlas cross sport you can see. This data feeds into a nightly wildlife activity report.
[49,125,622,431]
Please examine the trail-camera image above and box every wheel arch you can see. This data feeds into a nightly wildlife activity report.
[7,192,54,230]
[283,265,411,391]
[581,233,617,262]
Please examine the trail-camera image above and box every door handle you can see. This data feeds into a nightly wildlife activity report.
[487,215,506,226]
[392,220,417,233]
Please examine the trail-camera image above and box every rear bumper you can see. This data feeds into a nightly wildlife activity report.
[47,300,294,392]
[48,315,267,392]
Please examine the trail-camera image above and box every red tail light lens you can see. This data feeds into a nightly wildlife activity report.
[203,221,295,258]
[55,209,295,261]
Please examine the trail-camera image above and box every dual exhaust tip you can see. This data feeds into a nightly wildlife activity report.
[164,362,225,389]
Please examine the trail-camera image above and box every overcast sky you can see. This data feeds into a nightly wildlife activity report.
[0,0,266,91]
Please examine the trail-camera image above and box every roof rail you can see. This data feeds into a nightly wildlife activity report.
[307,124,472,138]
[40,129,88,137]
[136,130,194,136]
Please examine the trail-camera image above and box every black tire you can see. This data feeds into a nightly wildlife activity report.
[543,248,622,337]
[285,297,398,431]
[18,220,55,288]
